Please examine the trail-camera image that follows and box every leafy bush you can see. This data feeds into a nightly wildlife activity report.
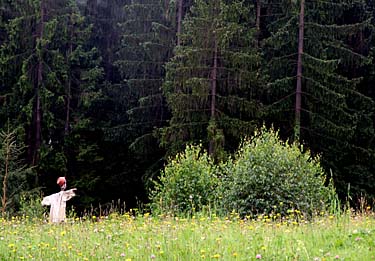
[221,127,330,216]
[149,144,220,215]
[18,190,45,219]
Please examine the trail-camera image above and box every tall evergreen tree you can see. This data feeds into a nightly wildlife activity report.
[262,0,374,197]
[83,0,124,82]
[161,0,264,158]
[113,0,175,149]
[0,0,103,187]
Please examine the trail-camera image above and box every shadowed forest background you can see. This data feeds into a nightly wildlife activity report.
[1,0,375,214]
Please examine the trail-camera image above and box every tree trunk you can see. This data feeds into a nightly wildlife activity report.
[295,0,304,142]
[209,38,218,156]
[65,25,73,135]
[176,0,183,45]
[256,0,261,47]
[34,0,44,165]
[1,134,10,216]
[27,0,45,167]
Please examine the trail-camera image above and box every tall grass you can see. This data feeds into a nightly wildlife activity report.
[0,210,374,260]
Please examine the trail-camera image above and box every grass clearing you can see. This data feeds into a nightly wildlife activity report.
[0,212,374,260]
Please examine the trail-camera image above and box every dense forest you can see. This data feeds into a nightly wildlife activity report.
[1,0,375,212]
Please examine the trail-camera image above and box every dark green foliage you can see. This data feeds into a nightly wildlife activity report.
[149,144,220,215]
[1,0,375,213]
[262,0,375,199]
[221,127,330,216]
[161,0,264,159]
[101,0,176,193]
[113,0,174,147]
[0,128,34,216]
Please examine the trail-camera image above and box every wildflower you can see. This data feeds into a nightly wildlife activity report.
[120,253,126,257]
[150,254,156,259]
[232,252,238,257]
[335,255,340,259]
[256,254,262,259]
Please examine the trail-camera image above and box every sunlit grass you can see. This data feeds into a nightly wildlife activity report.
[0,211,374,260]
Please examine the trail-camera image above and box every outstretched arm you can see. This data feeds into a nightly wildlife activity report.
[62,188,77,201]
[41,195,52,206]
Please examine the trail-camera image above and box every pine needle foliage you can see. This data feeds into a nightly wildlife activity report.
[161,0,264,159]
[262,0,374,197]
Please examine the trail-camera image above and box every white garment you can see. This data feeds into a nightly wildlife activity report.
[41,189,76,223]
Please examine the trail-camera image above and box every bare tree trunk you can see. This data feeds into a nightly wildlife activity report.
[65,78,71,135]
[256,0,261,47]
[65,26,73,135]
[31,0,45,165]
[34,0,45,165]
[1,134,10,216]
[176,0,183,45]
[164,0,170,20]
[209,38,218,156]
[295,0,305,142]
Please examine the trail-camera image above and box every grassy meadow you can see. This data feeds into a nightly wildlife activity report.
[0,211,374,260]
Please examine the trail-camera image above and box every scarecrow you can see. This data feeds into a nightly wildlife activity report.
[42,177,76,223]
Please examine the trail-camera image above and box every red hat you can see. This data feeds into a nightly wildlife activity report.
[57,177,66,187]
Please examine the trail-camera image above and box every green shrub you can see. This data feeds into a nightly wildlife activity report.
[221,127,330,216]
[18,190,45,219]
[149,144,220,215]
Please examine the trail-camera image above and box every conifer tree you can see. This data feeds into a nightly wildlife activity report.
[113,0,175,152]
[0,0,102,183]
[161,0,263,158]
[262,0,374,196]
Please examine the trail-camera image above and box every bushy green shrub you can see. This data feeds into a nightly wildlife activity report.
[149,144,220,215]
[18,190,45,219]
[221,127,330,216]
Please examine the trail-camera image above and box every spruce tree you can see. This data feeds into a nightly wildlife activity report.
[113,0,175,152]
[161,0,263,159]
[262,0,374,197]
[0,0,103,185]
